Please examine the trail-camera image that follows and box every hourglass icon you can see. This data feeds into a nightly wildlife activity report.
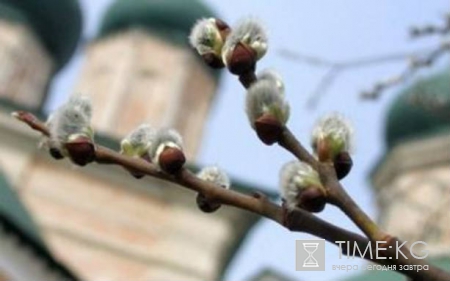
[303,242,319,267]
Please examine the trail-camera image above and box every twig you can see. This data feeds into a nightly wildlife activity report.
[361,45,450,100]
[277,125,383,241]
[234,69,450,280]
[11,111,378,262]
[410,13,450,38]
[277,127,319,170]
[13,109,450,280]
[307,67,341,109]
[276,123,450,280]
[279,46,447,107]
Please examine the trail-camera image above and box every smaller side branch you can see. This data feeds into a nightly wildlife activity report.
[242,64,448,280]
[279,45,448,106]
[361,45,450,100]
[277,127,319,170]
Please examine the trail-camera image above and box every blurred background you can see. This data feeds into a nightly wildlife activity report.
[0,0,448,281]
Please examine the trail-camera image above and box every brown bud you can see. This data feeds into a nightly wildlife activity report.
[333,151,353,180]
[49,148,64,160]
[254,114,283,145]
[215,18,231,40]
[64,137,95,166]
[297,187,326,213]
[201,53,224,69]
[226,42,256,75]
[196,193,221,213]
[158,147,186,174]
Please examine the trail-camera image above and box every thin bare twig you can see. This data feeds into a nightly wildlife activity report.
[361,45,450,100]
[279,42,450,106]
[410,13,450,38]
[280,13,450,109]
[279,46,443,108]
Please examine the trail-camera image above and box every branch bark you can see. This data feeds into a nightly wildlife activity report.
[12,110,450,281]
[232,64,450,280]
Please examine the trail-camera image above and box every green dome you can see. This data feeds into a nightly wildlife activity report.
[0,0,82,70]
[0,169,42,246]
[99,0,216,44]
[386,70,450,148]
[98,0,222,81]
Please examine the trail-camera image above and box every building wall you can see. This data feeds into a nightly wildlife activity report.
[0,113,257,281]
[0,21,53,108]
[0,19,252,281]
[0,228,65,281]
[373,134,450,256]
[73,29,217,159]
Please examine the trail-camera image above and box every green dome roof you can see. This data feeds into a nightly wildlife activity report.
[99,0,216,44]
[99,0,221,81]
[0,169,43,247]
[0,169,79,279]
[386,70,450,148]
[0,0,82,71]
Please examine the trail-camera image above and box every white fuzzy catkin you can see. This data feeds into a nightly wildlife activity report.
[245,79,290,128]
[257,69,285,95]
[311,113,354,153]
[222,17,268,63]
[279,161,321,209]
[121,124,156,157]
[189,18,222,55]
[148,128,183,165]
[48,95,93,148]
[197,166,230,188]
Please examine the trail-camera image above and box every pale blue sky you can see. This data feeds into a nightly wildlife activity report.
[47,1,449,280]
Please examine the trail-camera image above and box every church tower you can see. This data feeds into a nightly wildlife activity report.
[0,0,82,190]
[371,70,450,255]
[342,70,450,281]
[0,0,81,109]
[73,0,221,159]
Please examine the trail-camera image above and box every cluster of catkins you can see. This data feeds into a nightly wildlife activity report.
[121,124,232,201]
[190,17,267,75]
[190,17,355,213]
[122,125,230,211]
[120,124,185,175]
[46,16,355,216]
[280,114,354,212]
[191,18,289,145]
[44,95,187,174]
[45,95,230,212]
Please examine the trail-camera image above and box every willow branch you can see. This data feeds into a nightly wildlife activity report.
[13,110,450,280]
[277,121,449,280]
[12,111,375,260]
[233,67,450,280]
[277,127,319,170]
